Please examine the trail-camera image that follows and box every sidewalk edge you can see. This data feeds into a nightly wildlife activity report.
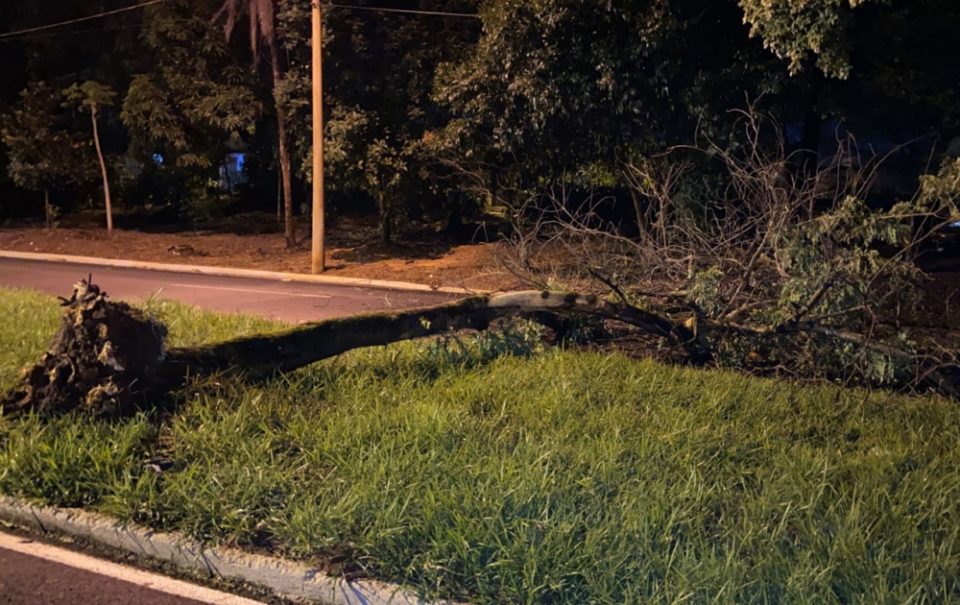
[0,250,484,295]
[0,496,460,605]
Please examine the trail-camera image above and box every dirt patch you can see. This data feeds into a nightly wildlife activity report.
[0,217,523,292]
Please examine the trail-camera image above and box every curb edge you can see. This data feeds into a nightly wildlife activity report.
[0,250,485,296]
[0,496,459,605]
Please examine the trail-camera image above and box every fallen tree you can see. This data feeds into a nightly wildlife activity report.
[3,262,958,419]
[1,278,698,418]
[6,110,960,418]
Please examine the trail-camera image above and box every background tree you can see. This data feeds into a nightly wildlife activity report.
[1,82,94,227]
[0,0,138,222]
[0,0,956,248]
[362,138,408,243]
[276,0,481,243]
[214,0,297,247]
[431,0,960,215]
[738,0,880,79]
[121,0,262,219]
[431,0,790,210]
[63,81,118,235]
[741,0,960,197]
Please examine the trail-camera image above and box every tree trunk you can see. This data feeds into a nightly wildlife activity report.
[268,38,296,248]
[277,170,283,224]
[222,158,233,192]
[90,106,113,236]
[44,190,52,229]
[797,70,825,178]
[378,191,392,244]
[445,194,463,234]
[158,291,690,384]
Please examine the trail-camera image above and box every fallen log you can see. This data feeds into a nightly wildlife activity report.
[1,280,694,418]
[157,290,693,382]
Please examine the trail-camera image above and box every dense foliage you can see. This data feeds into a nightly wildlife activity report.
[0,0,956,237]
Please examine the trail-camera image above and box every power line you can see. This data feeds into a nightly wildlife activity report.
[0,0,478,43]
[0,0,164,40]
[0,25,142,43]
[327,3,480,19]
[0,0,480,44]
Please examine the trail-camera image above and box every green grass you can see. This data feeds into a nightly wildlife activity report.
[1,287,959,603]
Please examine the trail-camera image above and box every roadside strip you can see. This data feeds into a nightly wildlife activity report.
[0,250,483,295]
[0,497,461,605]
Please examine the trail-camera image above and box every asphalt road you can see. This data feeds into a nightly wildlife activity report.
[0,546,209,605]
[0,530,269,605]
[0,257,458,323]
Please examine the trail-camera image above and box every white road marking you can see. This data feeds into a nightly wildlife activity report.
[0,531,264,605]
[168,283,332,299]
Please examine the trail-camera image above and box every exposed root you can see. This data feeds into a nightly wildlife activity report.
[1,279,167,417]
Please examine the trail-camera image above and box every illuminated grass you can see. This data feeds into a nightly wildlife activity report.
[1,287,958,603]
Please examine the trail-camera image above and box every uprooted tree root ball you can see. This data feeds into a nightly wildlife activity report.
[1,279,167,417]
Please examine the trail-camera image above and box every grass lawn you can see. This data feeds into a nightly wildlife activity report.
[1,287,959,603]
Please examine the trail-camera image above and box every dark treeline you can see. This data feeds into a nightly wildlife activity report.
[0,0,957,244]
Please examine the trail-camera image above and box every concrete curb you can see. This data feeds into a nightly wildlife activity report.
[0,250,484,296]
[0,497,461,605]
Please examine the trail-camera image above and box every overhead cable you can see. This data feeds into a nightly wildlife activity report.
[0,0,165,40]
[327,3,480,19]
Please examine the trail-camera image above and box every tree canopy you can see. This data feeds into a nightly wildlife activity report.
[0,0,956,234]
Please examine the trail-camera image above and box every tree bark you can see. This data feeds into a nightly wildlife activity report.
[268,38,296,248]
[44,190,52,229]
[156,291,691,386]
[378,190,392,244]
[90,105,113,236]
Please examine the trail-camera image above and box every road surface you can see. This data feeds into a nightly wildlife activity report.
[0,257,458,323]
[0,532,263,604]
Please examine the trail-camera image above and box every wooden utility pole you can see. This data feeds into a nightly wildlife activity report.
[311,0,326,273]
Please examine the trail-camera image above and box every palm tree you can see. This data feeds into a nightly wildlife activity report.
[214,0,296,247]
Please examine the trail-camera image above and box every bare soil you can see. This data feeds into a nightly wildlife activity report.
[0,216,522,292]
